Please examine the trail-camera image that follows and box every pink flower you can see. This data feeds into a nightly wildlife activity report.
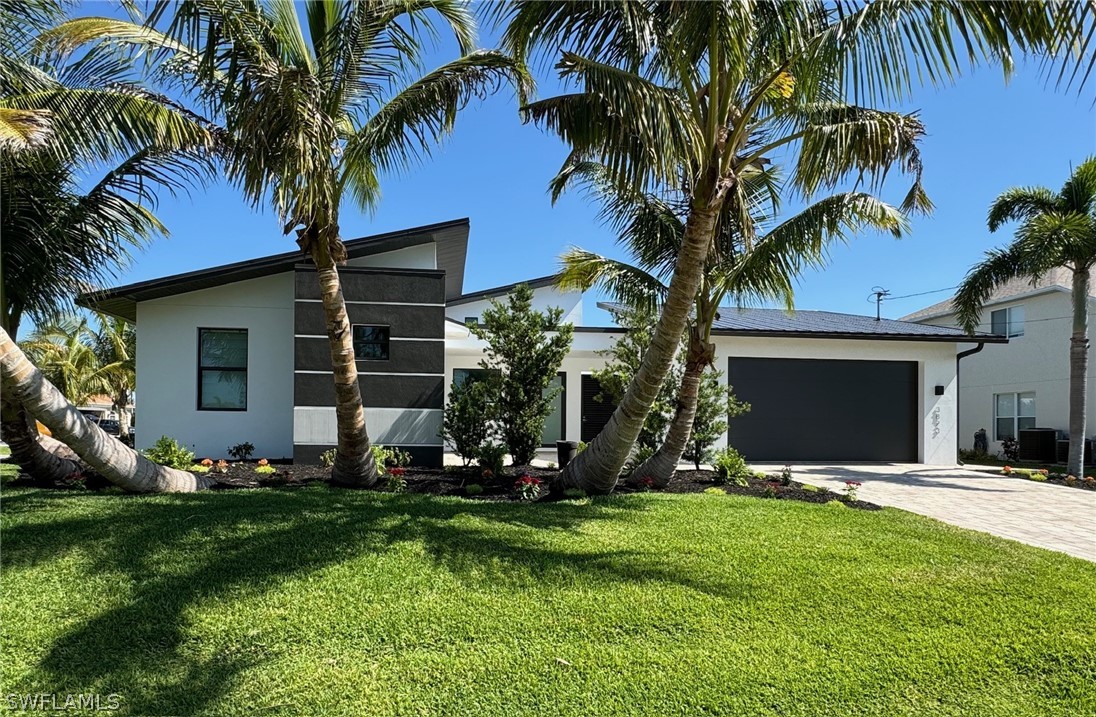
[844,480,862,487]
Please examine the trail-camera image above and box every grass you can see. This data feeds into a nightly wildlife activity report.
[1,486,1094,716]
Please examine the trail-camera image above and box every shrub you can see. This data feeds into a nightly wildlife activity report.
[1001,436,1020,463]
[469,283,574,466]
[801,483,820,493]
[257,458,269,467]
[562,488,586,499]
[514,474,542,501]
[255,465,276,475]
[319,448,336,468]
[214,459,229,474]
[684,370,750,470]
[712,447,749,486]
[779,465,793,487]
[227,442,255,461]
[1027,473,1048,482]
[703,487,725,495]
[478,442,507,478]
[842,480,862,501]
[440,379,494,467]
[763,484,779,499]
[465,483,484,496]
[385,468,407,492]
[190,464,211,473]
[370,445,412,474]
[145,436,195,470]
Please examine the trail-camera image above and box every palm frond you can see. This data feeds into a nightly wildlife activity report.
[987,186,1061,232]
[556,247,667,314]
[0,106,52,151]
[953,244,1041,334]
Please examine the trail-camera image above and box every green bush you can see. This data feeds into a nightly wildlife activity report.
[227,442,255,460]
[370,445,412,474]
[703,487,725,495]
[712,447,749,486]
[478,442,507,477]
[144,436,195,470]
[254,465,276,475]
[190,465,211,474]
[440,379,494,467]
[319,448,336,468]
[465,484,484,496]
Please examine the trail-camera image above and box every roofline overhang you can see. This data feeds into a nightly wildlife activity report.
[446,274,562,306]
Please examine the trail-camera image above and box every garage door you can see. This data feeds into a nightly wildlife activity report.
[727,357,918,462]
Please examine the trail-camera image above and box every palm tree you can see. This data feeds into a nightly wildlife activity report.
[558,164,905,486]
[954,157,1096,479]
[21,316,111,406]
[498,0,1093,493]
[90,314,137,440]
[1,0,216,491]
[48,0,530,486]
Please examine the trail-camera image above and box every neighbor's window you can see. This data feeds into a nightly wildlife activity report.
[995,391,1035,440]
[990,305,1025,338]
[465,316,479,326]
[453,367,497,387]
[352,325,390,360]
[198,328,247,411]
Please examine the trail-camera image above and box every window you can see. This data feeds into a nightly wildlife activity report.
[990,306,1025,338]
[454,368,497,387]
[465,316,479,326]
[995,392,1036,440]
[198,329,247,411]
[541,373,566,446]
[352,325,389,360]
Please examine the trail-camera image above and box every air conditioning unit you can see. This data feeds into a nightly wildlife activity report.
[1055,438,1093,464]
[1019,428,1059,463]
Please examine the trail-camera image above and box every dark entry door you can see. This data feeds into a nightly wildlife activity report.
[581,375,617,443]
[727,357,918,461]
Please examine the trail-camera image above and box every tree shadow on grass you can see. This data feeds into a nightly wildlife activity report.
[2,488,755,714]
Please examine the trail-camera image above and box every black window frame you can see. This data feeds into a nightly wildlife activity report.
[197,327,248,412]
[352,324,390,361]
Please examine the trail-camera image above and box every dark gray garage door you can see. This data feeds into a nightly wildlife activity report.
[727,358,918,462]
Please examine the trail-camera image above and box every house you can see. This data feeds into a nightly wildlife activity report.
[903,268,1093,458]
[79,218,1002,466]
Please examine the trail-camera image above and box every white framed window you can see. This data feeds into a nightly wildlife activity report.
[995,392,1036,440]
[990,305,1025,338]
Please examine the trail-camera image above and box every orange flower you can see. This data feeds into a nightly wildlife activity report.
[1001,465,1012,474]
[201,458,213,467]
[257,458,269,466]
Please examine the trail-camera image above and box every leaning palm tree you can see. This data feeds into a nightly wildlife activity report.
[499,0,1093,493]
[558,164,905,486]
[954,157,1096,479]
[1,0,217,491]
[47,0,529,487]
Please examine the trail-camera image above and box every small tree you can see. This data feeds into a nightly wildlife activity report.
[592,307,681,454]
[440,380,494,467]
[470,284,574,466]
[684,370,750,470]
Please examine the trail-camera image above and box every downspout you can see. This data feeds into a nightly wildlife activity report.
[955,342,986,463]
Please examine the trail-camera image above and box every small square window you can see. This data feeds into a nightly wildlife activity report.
[990,306,1024,338]
[353,325,389,360]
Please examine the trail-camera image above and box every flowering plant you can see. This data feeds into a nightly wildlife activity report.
[215,459,229,474]
[1038,468,1049,475]
[843,480,862,501]
[257,458,269,467]
[636,476,655,492]
[514,474,542,501]
[200,458,213,467]
[482,468,494,479]
[388,466,406,476]
[1002,465,1013,474]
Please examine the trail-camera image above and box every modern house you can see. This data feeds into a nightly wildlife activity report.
[80,218,1003,466]
[904,268,1093,458]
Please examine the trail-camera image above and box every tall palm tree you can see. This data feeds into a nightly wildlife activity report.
[558,164,905,486]
[21,316,112,407]
[499,0,1093,493]
[954,157,1096,479]
[1,0,217,491]
[90,314,137,440]
[48,0,530,487]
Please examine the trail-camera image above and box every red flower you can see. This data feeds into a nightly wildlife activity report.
[1002,465,1012,474]
[388,467,406,476]
[514,475,541,488]
[482,468,494,479]
[638,476,655,489]
[844,480,862,487]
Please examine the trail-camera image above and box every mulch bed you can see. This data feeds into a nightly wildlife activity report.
[7,459,879,509]
[966,466,1096,491]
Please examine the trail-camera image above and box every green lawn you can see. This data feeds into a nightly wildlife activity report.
[2,486,1094,716]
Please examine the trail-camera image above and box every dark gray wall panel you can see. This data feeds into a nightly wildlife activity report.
[295,373,443,409]
[727,357,917,462]
[294,268,444,304]
[294,443,442,467]
[294,304,444,339]
[580,375,617,443]
[294,336,443,373]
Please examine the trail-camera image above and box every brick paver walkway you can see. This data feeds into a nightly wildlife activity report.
[754,463,1096,562]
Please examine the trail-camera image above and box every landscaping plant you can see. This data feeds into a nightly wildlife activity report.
[440,379,494,467]
[469,284,573,466]
[712,447,749,487]
[514,474,543,501]
[144,436,195,471]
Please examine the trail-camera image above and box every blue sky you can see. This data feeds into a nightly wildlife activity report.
[80,3,1095,326]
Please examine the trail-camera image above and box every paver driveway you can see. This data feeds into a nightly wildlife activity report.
[753,463,1096,562]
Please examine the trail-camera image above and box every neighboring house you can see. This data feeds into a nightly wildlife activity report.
[903,268,1093,458]
[80,218,1000,466]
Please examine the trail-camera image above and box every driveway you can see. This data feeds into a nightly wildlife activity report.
[753,463,1096,562]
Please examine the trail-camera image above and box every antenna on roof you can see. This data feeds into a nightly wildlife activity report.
[867,286,890,321]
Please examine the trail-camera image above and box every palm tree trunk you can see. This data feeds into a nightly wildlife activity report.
[630,329,714,487]
[556,203,721,493]
[1067,269,1089,478]
[0,326,213,492]
[1,394,82,484]
[308,238,379,488]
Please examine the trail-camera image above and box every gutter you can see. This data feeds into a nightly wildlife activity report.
[954,342,987,464]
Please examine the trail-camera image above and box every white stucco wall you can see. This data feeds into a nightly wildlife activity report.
[446,285,583,326]
[445,327,959,465]
[920,290,1093,455]
[345,243,437,270]
[135,273,295,459]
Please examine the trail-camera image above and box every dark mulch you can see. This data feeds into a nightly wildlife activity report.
[8,459,878,509]
[966,466,1096,491]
